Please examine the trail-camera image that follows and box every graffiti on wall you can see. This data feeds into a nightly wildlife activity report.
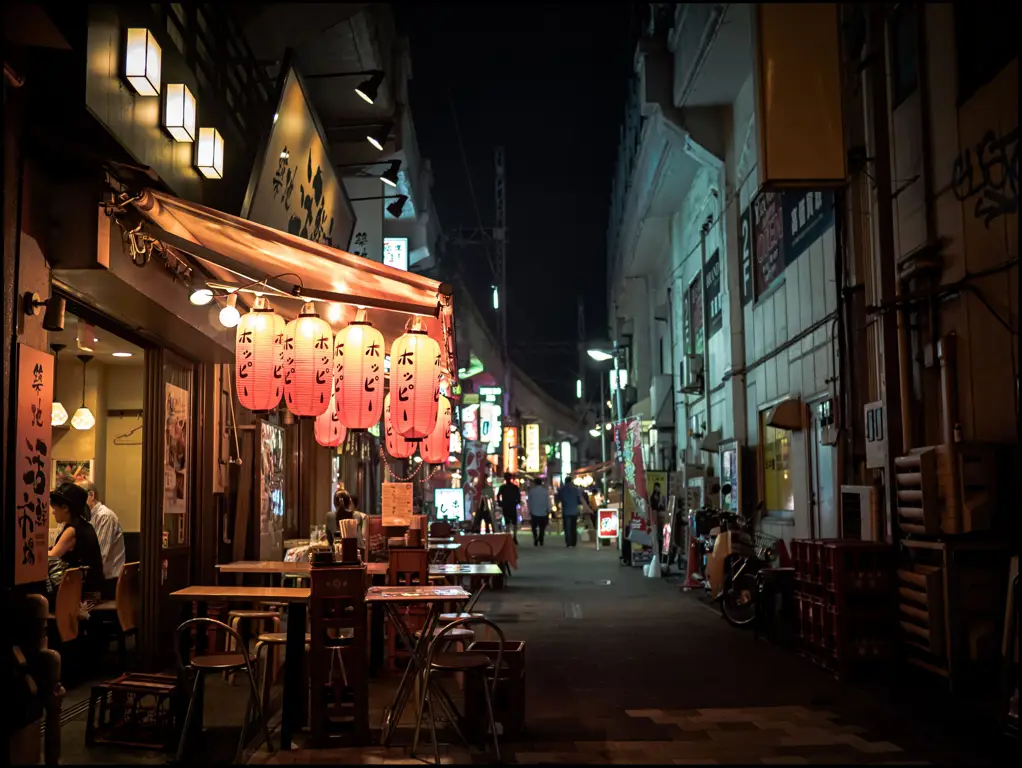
[952,126,1019,227]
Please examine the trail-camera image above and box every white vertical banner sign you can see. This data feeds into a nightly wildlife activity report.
[343,176,384,261]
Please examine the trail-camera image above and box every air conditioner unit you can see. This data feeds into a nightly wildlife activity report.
[681,354,703,394]
[840,484,879,541]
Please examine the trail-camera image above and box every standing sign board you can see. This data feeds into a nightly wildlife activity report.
[435,488,465,522]
[382,482,414,527]
[14,345,54,585]
[598,508,619,539]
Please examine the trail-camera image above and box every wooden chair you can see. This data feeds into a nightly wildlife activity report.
[309,565,369,746]
[91,562,140,668]
[50,567,84,644]
[429,521,452,538]
[385,549,428,670]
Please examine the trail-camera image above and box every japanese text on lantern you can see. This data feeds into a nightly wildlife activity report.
[15,345,54,585]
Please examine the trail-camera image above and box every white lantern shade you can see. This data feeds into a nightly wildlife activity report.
[389,328,442,439]
[125,28,161,96]
[384,393,417,459]
[235,298,284,413]
[284,303,333,418]
[334,313,385,430]
[315,392,347,448]
[71,406,96,431]
[164,83,196,142]
[51,401,69,427]
[196,127,224,179]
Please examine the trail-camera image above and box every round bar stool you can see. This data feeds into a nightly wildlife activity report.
[175,618,274,763]
[253,631,310,716]
[226,610,280,684]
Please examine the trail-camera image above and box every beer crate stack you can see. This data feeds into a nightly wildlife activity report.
[792,539,898,679]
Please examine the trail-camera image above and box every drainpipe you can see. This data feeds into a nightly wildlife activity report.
[937,334,961,534]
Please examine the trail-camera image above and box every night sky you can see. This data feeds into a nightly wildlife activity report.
[394,3,639,406]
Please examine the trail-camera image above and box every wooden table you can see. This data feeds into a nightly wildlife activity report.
[426,542,461,564]
[365,586,471,746]
[216,560,388,578]
[428,563,502,577]
[169,585,310,750]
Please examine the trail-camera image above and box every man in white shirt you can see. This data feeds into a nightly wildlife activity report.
[526,478,551,546]
[78,482,125,593]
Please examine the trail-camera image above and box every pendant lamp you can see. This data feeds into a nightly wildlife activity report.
[383,392,417,459]
[50,343,69,427]
[71,354,96,430]
[388,318,442,439]
[419,394,452,464]
[314,390,347,448]
[333,308,385,429]
[235,296,285,413]
[284,302,333,418]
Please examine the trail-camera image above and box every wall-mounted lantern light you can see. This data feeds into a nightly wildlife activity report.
[196,127,224,179]
[164,83,196,142]
[125,28,162,96]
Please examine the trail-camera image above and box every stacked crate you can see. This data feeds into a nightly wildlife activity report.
[793,539,897,678]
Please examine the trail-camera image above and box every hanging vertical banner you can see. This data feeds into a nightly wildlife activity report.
[739,204,754,306]
[704,249,723,337]
[523,422,540,473]
[14,345,54,585]
[615,417,649,531]
[462,440,487,518]
[502,426,519,474]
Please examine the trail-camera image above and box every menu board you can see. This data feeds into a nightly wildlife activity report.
[382,482,413,526]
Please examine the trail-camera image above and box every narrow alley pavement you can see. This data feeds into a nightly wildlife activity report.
[253,536,1013,765]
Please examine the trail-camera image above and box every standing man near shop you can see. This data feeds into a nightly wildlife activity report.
[78,481,125,598]
[526,478,550,546]
[557,476,583,548]
[496,473,522,544]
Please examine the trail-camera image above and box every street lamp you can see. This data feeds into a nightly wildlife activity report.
[336,159,401,187]
[349,193,409,218]
[586,342,627,500]
[303,68,388,106]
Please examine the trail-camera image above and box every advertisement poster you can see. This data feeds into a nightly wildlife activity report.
[260,422,285,560]
[164,382,189,546]
[616,417,649,534]
[15,345,53,585]
[752,189,785,297]
[597,508,619,538]
[435,487,465,521]
[462,440,487,518]
[382,482,414,526]
[782,190,834,267]
[51,459,94,490]
[704,249,723,337]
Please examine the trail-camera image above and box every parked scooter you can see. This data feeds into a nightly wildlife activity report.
[703,490,777,628]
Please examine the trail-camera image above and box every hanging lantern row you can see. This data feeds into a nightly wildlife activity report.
[420,395,452,464]
[233,299,444,437]
[384,392,418,459]
[314,391,347,448]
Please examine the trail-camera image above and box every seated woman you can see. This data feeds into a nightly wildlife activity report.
[48,482,105,610]
[332,489,368,550]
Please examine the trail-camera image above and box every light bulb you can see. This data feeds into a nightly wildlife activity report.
[51,402,69,427]
[190,288,214,306]
[71,406,96,431]
[219,294,241,328]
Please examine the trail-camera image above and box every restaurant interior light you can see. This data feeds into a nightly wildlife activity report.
[164,83,196,142]
[50,344,68,427]
[125,28,161,96]
[587,348,614,362]
[354,70,385,105]
[380,160,400,187]
[190,287,214,306]
[196,126,224,179]
[367,123,391,151]
[218,293,240,328]
[71,355,96,431]
[112,352,133,358]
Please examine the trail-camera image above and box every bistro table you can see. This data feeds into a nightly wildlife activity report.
[365,585,471,745]
[169,585,310,750]
[216,560,388,581]
[426,542,461,564]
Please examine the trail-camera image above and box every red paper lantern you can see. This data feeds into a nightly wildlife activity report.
[389,323,442,439]
[384,392,417,459]
[284,302,333,418]
[235,296,285,412]
[334,309,385,429]
[419,394,452,464]
[314,391,347,448]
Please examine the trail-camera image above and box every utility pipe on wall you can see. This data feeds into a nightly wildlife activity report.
[937,334,961,534]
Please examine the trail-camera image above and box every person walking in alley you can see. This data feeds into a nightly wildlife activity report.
[557,476,583,548]
[497,473,522,544]
[526,477,550,546]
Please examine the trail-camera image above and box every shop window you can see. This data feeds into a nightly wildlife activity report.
[954,2,1017,105]
[762,423,795,517]
[889,3,919,109]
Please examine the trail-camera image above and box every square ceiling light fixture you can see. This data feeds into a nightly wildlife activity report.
[164,83,196,142]
[125,28,162,96]
[196,127,224,179]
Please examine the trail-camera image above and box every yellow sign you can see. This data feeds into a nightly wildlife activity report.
[524,423,540,473]
[502,426,518,474]
[381,482,413,527]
